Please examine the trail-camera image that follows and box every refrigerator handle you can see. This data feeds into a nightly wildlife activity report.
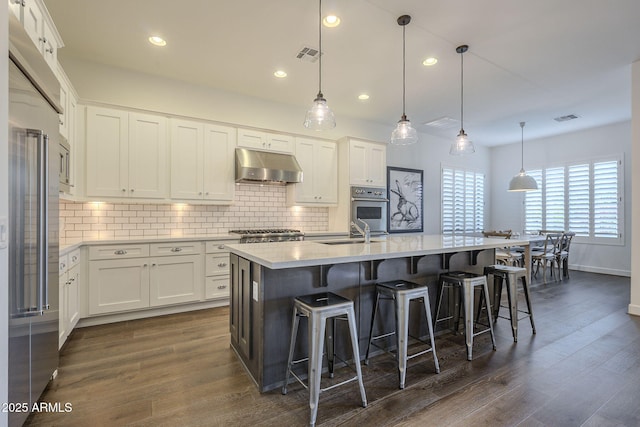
[28,129,49,315]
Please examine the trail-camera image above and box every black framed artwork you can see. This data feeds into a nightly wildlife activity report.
[387,166,424,233]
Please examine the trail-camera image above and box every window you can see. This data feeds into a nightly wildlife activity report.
[524,156,623,244]
[442,166,484,234]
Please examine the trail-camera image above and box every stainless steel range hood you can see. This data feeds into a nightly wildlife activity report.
[235,148,303,184]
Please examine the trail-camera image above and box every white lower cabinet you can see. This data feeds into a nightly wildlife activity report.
[88,242,205,315]
[204,240,233,299]
[59,249,81,348]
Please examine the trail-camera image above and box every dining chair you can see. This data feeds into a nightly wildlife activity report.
[556,232,575,279]
[531,233,562,283]
[483,230,522,267]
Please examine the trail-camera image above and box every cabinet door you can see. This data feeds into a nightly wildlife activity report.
[315,141,338,203]
[203,124,235,201]
[367,143,387,187]
[237,129,266,150]
[66,264,80,330]
[290,138,316,203]
[86,107,129,197]
[88,258,149,315]
[58,271,68,348]
[170,119,204,200]
[58,79,69,140]
[67,93,77,194]
[22,0,43,50]
[41,18,58,70]
[349,140,370,186]
[266,133,294,153]
[149,255,203,307]
[128,113,168,199]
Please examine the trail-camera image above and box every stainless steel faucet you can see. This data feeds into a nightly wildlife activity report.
[351,218,371,243]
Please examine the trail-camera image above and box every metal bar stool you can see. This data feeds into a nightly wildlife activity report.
[435,272,497,361]
[483,265,536,342]
[282,292,367,427]
[364,280,440,389]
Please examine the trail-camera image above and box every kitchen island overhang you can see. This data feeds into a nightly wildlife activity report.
[226,234,531,392]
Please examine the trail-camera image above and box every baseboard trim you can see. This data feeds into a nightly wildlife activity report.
[628,304,640,317]
[76,299,229,327]
[568,264,631,277]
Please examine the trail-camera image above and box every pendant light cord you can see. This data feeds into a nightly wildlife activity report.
[402,23,406,118]
[520,121,525,170]
[317,0,322,97]
[460,51,464,130]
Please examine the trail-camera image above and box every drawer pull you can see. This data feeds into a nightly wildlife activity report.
[171,247,183,252]
[217,245,225,249]
[217,285,227,290]
[217,262,227,268]
[114,249,128,255]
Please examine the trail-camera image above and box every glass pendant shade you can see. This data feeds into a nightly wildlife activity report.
[304,94,335,130]
[509,169,538,191]
[391,117,418,145]
[508,121,538,191]
[449,130,475,155]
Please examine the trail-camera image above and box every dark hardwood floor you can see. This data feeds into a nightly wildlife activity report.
[25,271,640,427]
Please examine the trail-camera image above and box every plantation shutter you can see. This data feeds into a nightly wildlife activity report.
[568,164,590,236]
[593,160,619,238]
[545,167,565,230]
[441,167,484,235]
[524,170,542,233]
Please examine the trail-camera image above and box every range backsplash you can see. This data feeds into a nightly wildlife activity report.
[59,184,329,244]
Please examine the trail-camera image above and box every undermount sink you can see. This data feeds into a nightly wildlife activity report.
[319,239,381,245]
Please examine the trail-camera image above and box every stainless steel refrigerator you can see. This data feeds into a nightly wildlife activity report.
[8,14,61,427]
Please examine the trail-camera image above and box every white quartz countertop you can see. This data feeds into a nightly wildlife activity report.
[60,234,239,254]
[226,234,530,269]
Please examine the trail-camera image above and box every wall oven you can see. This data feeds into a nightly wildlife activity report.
[350,186,388,236]
[59,138,71,193]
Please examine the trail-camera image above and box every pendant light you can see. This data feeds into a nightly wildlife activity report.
[508,121,538,191]
[450,45,475,155]
[303,0,336,130]
[390,15,418,145]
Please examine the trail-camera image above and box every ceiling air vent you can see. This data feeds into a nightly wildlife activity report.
[554,114,579,122]
[423,116,460,129]
[296,46,320,63]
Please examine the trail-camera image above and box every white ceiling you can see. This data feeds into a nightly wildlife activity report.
[44,0,640,146]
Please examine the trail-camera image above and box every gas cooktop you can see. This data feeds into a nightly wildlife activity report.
[229,229,304,243]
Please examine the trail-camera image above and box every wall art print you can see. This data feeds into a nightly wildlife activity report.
[387,166,423,233]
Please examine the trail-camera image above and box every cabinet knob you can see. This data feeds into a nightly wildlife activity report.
[39,37,47,44]
[217,285,227,290]
[60,262,66,269]
[199,192,203,195]
[130,189,134,192]
[143,263,148,267]
[46,47,54,55]
[72,256,78,262]
[205,192,209,195]
[12,0,26,7]
[122,188,126,192]
[152,263,156,267]
[69,277,75,282]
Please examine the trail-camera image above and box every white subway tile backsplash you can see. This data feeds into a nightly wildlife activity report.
[59,184,330,243]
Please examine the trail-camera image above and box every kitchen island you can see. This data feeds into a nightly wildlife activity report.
[226,234,530,392]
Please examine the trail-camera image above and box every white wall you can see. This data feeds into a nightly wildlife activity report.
[630,60,640,315]
[490,121,632,276]
[60,56,493,235]
[1,4,10,426]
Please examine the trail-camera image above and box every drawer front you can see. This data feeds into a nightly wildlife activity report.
[89,244,149,260]
[205,276,230,299]
[150,242,204,257]
[205,240,237,254]
[68,249,81,268]
[59,254,69,275]
[206,254,230,276]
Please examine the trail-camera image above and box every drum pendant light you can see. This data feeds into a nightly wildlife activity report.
[450,45,475,155]
[303,0,336,130]
[390,15,418,145]
[508,122,538,191]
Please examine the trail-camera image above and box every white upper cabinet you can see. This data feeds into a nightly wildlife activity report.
[237,128,294,154]
[348,139,386,187]
[287,138,337,205]
[170,119,235,202]
[12,0,62,72]
[86,106,168,199]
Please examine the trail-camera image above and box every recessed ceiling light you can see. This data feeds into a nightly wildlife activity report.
[323,15,340,27]
[358,94,370,100]
[274,70,287,78]
[148,36,166,47]
[423,57,438,66]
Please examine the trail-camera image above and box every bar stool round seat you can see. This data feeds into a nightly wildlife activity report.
[483,265,536,342]
[435,272,497,361]
[364,280,440,389]
[282,292,367,427]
